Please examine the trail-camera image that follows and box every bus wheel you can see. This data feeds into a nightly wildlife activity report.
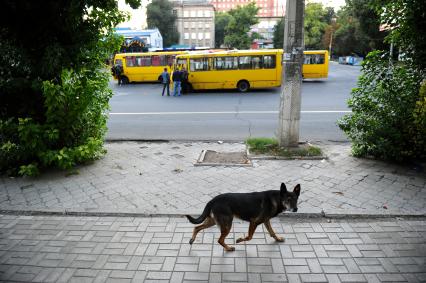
[121,76,129,85]
[237,80,250,92]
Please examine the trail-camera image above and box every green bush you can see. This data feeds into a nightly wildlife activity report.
[338,51,425,161]
[0,68,111,176]
[0,1,130,176]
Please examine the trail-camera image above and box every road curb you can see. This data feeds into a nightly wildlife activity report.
[1,209,425,220]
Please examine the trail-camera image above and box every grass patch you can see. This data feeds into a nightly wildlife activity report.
[246,137,323,158]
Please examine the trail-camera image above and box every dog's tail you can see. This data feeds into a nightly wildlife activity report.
[185,202,212,224]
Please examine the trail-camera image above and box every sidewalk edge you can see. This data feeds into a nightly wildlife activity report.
[1,209,425,219]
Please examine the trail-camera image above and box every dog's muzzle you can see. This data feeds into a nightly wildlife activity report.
[292,208,298,212]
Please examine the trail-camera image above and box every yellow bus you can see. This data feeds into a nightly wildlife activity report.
[302,50,329,79]
[112,51,187,84]
[173,49,329,92]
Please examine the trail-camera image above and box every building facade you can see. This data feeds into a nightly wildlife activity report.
[209,0,284,17]
[208,0,284,48]
[172,0,215,48]
[115,28,163,51]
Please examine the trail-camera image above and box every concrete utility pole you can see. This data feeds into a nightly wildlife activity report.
[277,0,305,147]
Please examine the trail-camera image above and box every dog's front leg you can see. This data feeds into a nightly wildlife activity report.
[236,221,258,243]
[264,220,284,242]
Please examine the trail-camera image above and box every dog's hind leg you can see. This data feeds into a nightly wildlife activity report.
[264,220,284,242]
[218,224,235,252]
[236,221,258,243]
[215,215,234,251]
[189,217,215,245]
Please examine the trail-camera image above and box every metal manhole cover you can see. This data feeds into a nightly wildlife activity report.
[194,150,252,167]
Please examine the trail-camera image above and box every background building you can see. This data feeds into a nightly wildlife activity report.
[115,28,163,51]
[209,0,285,17]
[208,0,284,48]
[171,0,215,48]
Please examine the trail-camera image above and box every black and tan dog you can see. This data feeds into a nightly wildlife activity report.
[186,183,300,251]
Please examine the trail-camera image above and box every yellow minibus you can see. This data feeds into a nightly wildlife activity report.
[175,49,283,92]
[112,51,187,84]
[302,50,329,79]
[173,49,328,92]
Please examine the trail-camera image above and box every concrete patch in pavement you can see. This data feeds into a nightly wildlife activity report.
[194,150,252,167]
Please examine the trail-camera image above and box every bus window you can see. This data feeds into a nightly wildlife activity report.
[238,56,252,69]
[214,57,238,70]
[138,56,151,66]
[159,55,165,66]
[263,55,276,69]
[166,55,174,66]
[190,58,209,71]
[251,56,263,69]
[125,56,136,67]
[177,58,187,66]
[152,55,161,66]
[304,54,325,64]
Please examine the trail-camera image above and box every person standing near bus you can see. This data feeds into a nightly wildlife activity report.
[181,66,189,94]
[172,68,182,97]
[160,68,170,96]
[112,60,124,85]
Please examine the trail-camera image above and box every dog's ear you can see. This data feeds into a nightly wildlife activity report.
[293,184,301,197]
[280,183,287,197]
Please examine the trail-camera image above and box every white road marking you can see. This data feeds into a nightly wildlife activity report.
[109,110,351,115]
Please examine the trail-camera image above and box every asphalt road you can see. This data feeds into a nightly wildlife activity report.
[107,62,361,142]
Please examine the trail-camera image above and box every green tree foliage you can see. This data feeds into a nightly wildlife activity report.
[304,3,329,49]
[332,7,364,56]
[0,0,137,175]
[224,3,260,49]
[377,0,426,71]
[273,5,333,51]
[215,12,233,48]
[332,0,387,57]
[337,52,425,161]
[337,0,426,161]
[147,0,179,47]
[273,18,285,49]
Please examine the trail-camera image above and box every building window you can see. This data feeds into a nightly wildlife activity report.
[198,21,204,28]
[184,11,189,17]
[184,22,189,28]
[184,33,189,40]
[205,10,211,17]
[198,33,203,40]
[191,33,196,39]
[191,21,196,28]
[190,10,196,17]
[197,10,203,17]
[205,32,211,39]
[205,22,210,29]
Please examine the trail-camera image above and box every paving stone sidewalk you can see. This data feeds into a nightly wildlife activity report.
[0,215,425,282]
[0,142,425,216]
